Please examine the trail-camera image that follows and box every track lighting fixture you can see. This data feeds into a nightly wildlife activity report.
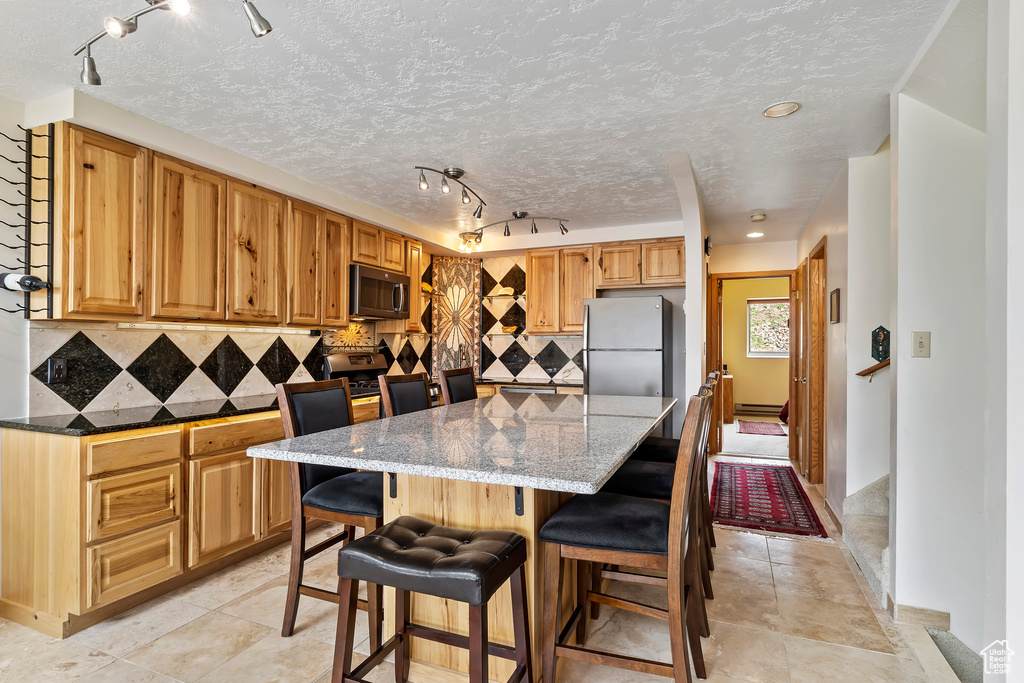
[459,211,570,252]
[419,171,429,190]
[559,222,568,235]
[413,166,487,216]
[441,177,451,194]
[462,187,471,204]
[504,222,511,237]
[74,0,270,85]
[473,203,484,219]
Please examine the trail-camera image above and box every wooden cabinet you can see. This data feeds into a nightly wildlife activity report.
[86,429,181,476]
[475,385,497,398]
[187,451,259,568]
[641,239,685,285]
[382,231,406,272]
[285,200,322,326]
[405,240,423,332]
[86,464,181,542]
[66,126,148,318]
[351,220,405,273]
[150,154,226,320]
[560,247,595,332]
[86,520,182,609]
[526,249,561,334]
[352,396,381,424]
[322,211,351,327]
[595,242,642,288]
[226,181,283,323]
[261,458,292,537]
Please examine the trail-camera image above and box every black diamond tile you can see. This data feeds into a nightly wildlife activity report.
[498,302,526,336]
[501,392,530,411]
[480,343,497,374]
[200,336,254,396]
[535,341,571,378]
[127,334,196,403]
[480,306,499,335]
[572,349,583,368]
[397,341,419,374]
[498,340,531,377]
[481,268,499,297]
[66,414,98,432]
[422,258,433,286]
[500,264,526,296]
[31,332,123,411]
[378,340,395,368]
[421,300,433,334]
[421,340,432,378]
[303,338,325,379]
[257,337,301,387]
[150,406,176,424]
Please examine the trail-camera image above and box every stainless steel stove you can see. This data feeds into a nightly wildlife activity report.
[322,351,388,397]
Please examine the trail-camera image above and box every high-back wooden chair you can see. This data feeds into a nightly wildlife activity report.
[438,367,478,405]
[378,372,432,417]
[276,379,384,648]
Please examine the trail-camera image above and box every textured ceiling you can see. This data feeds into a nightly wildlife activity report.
[0,0,946,244]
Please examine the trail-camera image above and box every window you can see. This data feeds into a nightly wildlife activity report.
[747,298,790,357]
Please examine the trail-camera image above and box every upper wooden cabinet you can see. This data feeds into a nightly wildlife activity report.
[285,200,323,326]
[226,181,284,323]
[376,238,423,334]
[526,249,561,334]
[595,238,684,288]
[641,239,685,285]
[560,246,595,332]
[595,242,642,288]
[150,155,226,320]
[351,220,405,272]
[66,126,148,318]
[321,211,351,327]
[381,231,405,272]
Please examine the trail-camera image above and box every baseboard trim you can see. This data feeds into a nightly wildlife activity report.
[823,499,843,534]
[894,602,951,630]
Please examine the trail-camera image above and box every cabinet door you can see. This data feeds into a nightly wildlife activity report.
[595,243,642,288]
[641,239,685,285]
[406,240,423,332]
[321,211,351,327]
[286,200,322,326]
[187,451,259,568]
[261,458,292,537]
[67,126,147,317]
[526,249,561,334]
[381,231,406,272]
[226,182,283,322]
[560,246,594,333]
[352,397,380,423]
[351,221,382,266]
[150,155,226,320]
[85,520,182,609]
[87,464,181,542]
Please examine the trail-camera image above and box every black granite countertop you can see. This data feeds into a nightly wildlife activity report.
[0,394,281,437]
[475,378,584,387]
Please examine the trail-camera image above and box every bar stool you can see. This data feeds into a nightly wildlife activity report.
[439,367,478,404]
[276,379,384,647]
[379,372,432,417]
[331,516,533,683]
[540,393,712,682]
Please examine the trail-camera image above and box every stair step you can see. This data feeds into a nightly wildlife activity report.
[843,513,889,608]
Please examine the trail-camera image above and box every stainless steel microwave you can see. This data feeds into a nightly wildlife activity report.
[349,264,411,319]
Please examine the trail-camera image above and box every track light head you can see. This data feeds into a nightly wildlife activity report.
[440,177,451,194]
[80,47,101,85]
[104,16,138,38]
[418,170,429,190]
[504,222,510,237]
[531,219,538,234]
[559,222,568,235]
[242,0,273,37]
[168,0,192,16]
[461,187,471,204]
[473,203,483,219]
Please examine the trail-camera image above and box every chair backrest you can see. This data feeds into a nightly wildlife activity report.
[667,392,714,567]
[439,367,478,405]
[696,382,715,461]
[276,378,357,493]
[379,372,432,417]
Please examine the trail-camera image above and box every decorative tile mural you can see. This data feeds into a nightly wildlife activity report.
[28,323,322,416]
[432,256,482,378]
[479,256,584,384]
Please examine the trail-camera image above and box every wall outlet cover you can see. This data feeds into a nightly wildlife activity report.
[46,357,67,384]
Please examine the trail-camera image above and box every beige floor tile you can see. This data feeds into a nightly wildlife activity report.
[124,611,272,682]
[708,553,775,589]
[706,581,782,632]
[711,528,770,562]
[197,631,334,682]
[771,564,870,607]
[70,597,208,657]
[581,596,672,664]
[700,620,789,683]
[165,565,281,610]
[217,575,316,629]
[0,618,116,682]
[294,599,370,651]
[76,659,181,682]
[785,635,908,682]
[776,593,894,654]
[766,537,848,572]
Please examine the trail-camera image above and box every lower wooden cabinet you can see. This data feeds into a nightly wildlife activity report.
[86,520,182,609]
[352,396,381,423]
[261,458,292,537]
[86,464,181,542]
[188,451,259,568]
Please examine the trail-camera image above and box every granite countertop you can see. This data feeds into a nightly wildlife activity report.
[0,394,281,437]
[249,393,677,494]
[475,377,584,387]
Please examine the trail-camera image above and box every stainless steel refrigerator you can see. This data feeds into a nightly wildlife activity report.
[582,296,672,400]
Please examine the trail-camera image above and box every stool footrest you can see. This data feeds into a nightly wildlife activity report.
[347,633,399,681]
[303,528,350,561]
[554,643,674,678]
[587,591,669,621]
[405,622,520,662]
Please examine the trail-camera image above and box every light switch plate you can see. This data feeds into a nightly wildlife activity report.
[911,331,931,358]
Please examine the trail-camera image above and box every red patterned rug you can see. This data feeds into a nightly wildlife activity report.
[736,420,787,436]
[711,463,828,537]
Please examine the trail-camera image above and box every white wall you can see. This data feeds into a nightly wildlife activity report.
[893,93,986,651]
[846,140,892,495]
[709,241,798,274]
[797,165,849,521]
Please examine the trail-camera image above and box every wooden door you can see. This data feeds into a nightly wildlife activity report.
[641,239,685,285]
[351,221,382,266]
[260,458,292,537]
[187,452,259,567]
[285,200,322,326]
[595,242,641,288]
[788,270,801,466]
[67,126,147,317]
[526,249,560,334]
[807,244,827,484]
[406,240,423,332]
[381,231,406,272]
[226,181,283,323]
[85,520,182,609]
[321,211,351,327]
[560,246,594,332]
[795,259,809,474]
[150,155,226,320]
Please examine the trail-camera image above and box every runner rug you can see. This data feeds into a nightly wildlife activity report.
[736,419,787,436]
[711,462,828,537]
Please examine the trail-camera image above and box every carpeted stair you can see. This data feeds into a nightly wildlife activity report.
[842,474,890,607]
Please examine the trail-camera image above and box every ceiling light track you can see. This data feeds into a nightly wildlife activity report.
[456,211,570,252]
[414,166,487,218]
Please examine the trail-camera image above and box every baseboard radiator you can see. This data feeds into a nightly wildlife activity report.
[734,403,784,416]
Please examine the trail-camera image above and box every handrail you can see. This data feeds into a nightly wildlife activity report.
[856,359,890,382]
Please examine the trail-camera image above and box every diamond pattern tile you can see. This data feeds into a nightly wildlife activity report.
[480,306,499,336]
[199,336,254,396]
[257,337,301,387]
[421,259,433,286]
[481,269,500,297]
[497,340,531,377]
[535,341,571,377]
[127,334,197,403]
[480,343,498,374]
[421,300,432,333]
[572,349,584,368]
[500,264,527,296]
[421,340,432,378]
[397,341,419,374]
[30,332,122,411]
[378,339,396,368]
[302,338,324,380]
[498,302,526,336]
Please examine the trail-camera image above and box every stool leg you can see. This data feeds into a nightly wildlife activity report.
[685,591,707,679]
[590,563,602,620]
[575,561,589,646]
[541,543,563,683]
[282,515,307,637]
[469,603,488,683]
[343,524,356,546]
[510,565,533,682]
[331,577,359,683]
[367,581,383,652]
[394,588,411,683]
[667,570,693,683]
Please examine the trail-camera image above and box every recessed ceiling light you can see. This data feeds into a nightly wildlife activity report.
[747,232,764,238]
[750,211,767,222]
[762,102,800,118]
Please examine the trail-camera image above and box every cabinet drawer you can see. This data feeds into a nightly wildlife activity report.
[87,464,181,542]
[87,429,181,476]
[352,397,380,424]
[86,519,182,609]
[189,414,284,456]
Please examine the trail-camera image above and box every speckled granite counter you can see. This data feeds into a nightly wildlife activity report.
[249,393,676,494]
[0,394,280,437]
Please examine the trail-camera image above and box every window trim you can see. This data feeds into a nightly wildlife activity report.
[746,297,790,358]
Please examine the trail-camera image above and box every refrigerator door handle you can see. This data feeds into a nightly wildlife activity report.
[582,303,590,394]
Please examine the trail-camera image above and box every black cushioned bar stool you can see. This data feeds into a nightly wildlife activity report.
[439,367,479,405]
[331,516,533,683]
[379,372,432,417]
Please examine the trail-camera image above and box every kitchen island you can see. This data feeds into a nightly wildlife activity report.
[249,392,676,681]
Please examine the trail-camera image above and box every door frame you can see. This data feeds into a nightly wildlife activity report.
[707,270,796,455]
[805,237,827,484]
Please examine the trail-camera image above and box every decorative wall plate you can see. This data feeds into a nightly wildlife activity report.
[872,326,890,362]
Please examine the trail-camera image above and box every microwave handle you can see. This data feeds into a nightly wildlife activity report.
[394,283,406,313]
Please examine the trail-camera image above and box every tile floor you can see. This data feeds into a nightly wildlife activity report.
[0,455,929,682]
